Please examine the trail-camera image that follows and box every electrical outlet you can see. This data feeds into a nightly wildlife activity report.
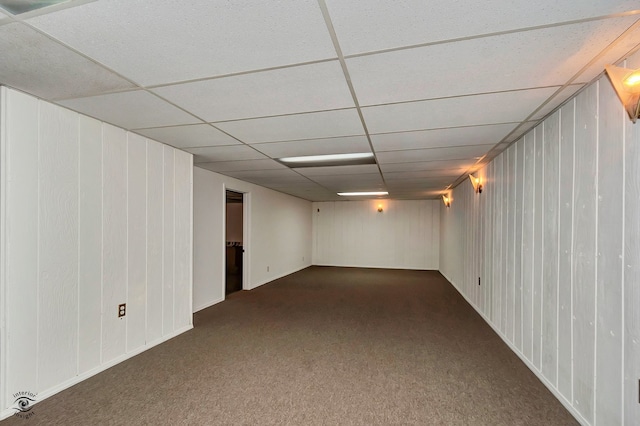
[118,303,126,318]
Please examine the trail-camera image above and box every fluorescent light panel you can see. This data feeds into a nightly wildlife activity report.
[337,191,388,196]
[278,152,376,168]
[0,0,72,14]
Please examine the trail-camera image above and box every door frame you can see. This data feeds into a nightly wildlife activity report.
[222,185,250,295]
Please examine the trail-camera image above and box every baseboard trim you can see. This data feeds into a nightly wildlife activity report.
[312,263,437,271]
[438,270,588,426]
[0,324,193,421]
[193,297,225,313]
[247,264,311,290]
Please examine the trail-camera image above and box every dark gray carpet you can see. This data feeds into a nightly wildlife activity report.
[1,267,577,425]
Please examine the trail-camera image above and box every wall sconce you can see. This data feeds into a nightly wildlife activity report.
[442,195,451,208]
[377,203,383,213]
[468,174,483,193]
[605,64,640,123]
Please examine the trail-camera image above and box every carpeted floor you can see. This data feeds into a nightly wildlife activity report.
[1,267,577,425]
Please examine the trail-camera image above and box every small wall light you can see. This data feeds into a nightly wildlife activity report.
[442,195,451,208]
[377,203,383,213]
[468,174,483,193]
[605,64,640,123]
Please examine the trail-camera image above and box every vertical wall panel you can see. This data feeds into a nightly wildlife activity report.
[102,124,128,363]
[485,162,493,319]
[126,133,147,352]
[558,100,575,401]
[624,56,640,426]
[542,111,559,385]
[514,141,524,351]
[572,83,598,423]
[506,146,515,343]
[533,125,544,370]
[78,115,102,374]
[4,90,39,400]
[494,157,503,330]
[595,72,624,425]
[522,132,535,362]
[37,101,79,391]
[146,141,164,344]
[174,150,192,330]
[162,146,175,336]
[500,153,509,335]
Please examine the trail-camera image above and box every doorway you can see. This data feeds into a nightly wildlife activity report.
[225,190,244,295]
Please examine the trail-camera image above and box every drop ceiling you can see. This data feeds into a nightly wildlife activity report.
[1,0,639,201]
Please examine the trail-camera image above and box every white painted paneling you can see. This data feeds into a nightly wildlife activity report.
[595,74,624,426]
[126,133,147,352]
[312,200,440,270]
[557,100,575,402]
[572,83,597,424]
[439,51,640,424]
[542,111,559,385]
[162,146,175,336]
[0,88,194,416]
[4,89,39,403]
[146,141,164,343]
[173,150,192,329]
[78,115,102,374]
[37,101,79,391]
[102,124,128,363]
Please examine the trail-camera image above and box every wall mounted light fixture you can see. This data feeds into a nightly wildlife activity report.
[605,64,640,123]
[442,195,451,208]
[377,204,383,213]
[468,174,483,194]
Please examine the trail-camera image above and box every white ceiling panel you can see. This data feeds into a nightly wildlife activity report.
[28,0,336,86]
[371,123,518,152]
[216,109,365,143]
[222,169,304,181]
[0,23,135,100]
[531,85,584,120]
[309,174,384,189]
[153,61,354,122]
[59,90,200,130]
[326,0,639,55]
[383,170,466,180]
[379,159,476,172]
[347,17,636,105]
[504,121,539,143]
[186,145,267,164]
[295,164,379,176]
[135,124,240,149]
[197,159,287,173]
[362,88,557,134]
[377,145,494,164]
[252,135,371,158]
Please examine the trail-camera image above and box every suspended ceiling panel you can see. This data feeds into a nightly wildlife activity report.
[0,0,636,200]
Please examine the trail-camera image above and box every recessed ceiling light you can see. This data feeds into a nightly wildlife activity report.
[0,0,72,15]
[278,152,376,168]
[337,191,389,196]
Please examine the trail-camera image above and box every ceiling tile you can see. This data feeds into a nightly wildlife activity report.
[362,88,557,134]
[28,0,336,86]
[216,109,364,143]
[379,159,476,172]
[326,0,639,55]
[252,135,371,158]
[308,173,384,189]
[347,17,636,105]
[197,159,287,173]
[377,144,494,164]
[222,169,304,181]
[186,145,267,163]
[371,123,518,152]
[153,61,353,122]
[504,121,539,143]
[531,85,584,120]
[0,23,135,100]
[383,170,466,180]
[294,164,379,176]
[58,90,199,130]
[134,124,240,149]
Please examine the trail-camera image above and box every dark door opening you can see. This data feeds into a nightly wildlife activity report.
[225,190,243,295]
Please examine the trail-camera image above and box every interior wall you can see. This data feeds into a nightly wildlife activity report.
[439,53,640,426]
[312,199,439,270]
[0,87,193,418]
[193,167,312,312]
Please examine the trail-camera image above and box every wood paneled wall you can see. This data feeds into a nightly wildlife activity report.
[439,55,640,425]
[312,199,439,270]
[0,88,193,415]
